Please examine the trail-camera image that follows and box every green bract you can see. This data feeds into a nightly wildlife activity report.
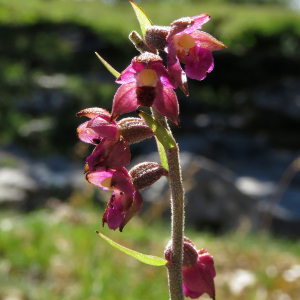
[96,231,167,266]
[129,0,153,39]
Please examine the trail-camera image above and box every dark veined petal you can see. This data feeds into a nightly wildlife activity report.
[111,167,134,196]
[87,116,119,141]
[106,139,131,168]
[102,190,134,231]
[119,190,143,232]
[111,83,139,120]
[153,82,179,126]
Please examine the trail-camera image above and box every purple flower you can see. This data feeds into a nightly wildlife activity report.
[87,166,142,232]
[165,237,216,299]
[111,52,179,125]
[102,189,143,232]
[76,107,119,144]
[86,167,133,196]
[85,138,131,172]
[166,14,226,94]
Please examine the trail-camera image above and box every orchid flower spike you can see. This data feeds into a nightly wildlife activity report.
[111,52,179,125]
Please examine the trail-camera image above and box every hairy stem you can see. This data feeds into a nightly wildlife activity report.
[152,109,185,300]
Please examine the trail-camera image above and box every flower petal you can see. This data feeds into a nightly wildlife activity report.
[86,139,116,170]
[153,82,179,125]
[111,167,134,196]
[167,42,189,96]
[116,64,138,84]
[185,46,214,81]
[106,139,131,168]
[183,284,203,299]
[77,121,100,145]
[111,83,139,120]
[185,13,211,34]
[119,190,143,232]
[103,190,134,231]
[183,266,215,300]
[191,31,227,51]
[87,116,119,141]
[151,61,177,89]
[86,168,115,190]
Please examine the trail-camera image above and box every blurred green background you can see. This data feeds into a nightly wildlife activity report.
[0,0,300,299]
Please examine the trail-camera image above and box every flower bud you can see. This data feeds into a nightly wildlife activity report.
[129,162,168,191]
[182,239,198,268]
[117,117,155,144]
[129,30,157,54]
[145,25,170,51]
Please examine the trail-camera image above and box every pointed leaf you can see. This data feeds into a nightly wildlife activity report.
[96,231,167,266]
[137,110,176,149]
[156,138,169,171]
[129,1,153,39]
[95,52,120,78]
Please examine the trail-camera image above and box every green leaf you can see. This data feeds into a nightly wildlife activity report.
[95,52,120,78]
[96,231,167,266]
[138,111,176,149]
[156,138,169,171]
[129,1,153,39]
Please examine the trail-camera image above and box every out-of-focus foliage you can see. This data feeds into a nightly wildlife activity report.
[0,205,299,300]
[0,0,300,156]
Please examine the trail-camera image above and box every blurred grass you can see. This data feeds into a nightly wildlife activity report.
[0,0,300,47]
[0,204,300,300]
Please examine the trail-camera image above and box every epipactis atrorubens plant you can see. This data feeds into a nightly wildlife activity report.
[76,2,226,300]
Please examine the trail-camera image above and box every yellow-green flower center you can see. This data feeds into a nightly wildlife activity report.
[178,33,195,49]
[101,177,113,190]
[137,69,159,87]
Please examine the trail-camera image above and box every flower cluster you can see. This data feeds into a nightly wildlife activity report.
[77,107,167,231]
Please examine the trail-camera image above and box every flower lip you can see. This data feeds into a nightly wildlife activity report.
[137,69,159,87]
[177,33,195,49]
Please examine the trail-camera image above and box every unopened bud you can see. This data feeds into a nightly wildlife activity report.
[129,162,168,191]
[183,238,198,267]
[145,25,170,51]
[129,30,157,54]
[117,117,155,144]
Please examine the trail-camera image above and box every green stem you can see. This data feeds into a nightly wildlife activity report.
[152,109,185,300]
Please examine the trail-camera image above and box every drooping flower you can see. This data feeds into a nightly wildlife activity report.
[165,237,216,299]
[102,189,143,231]
[91,162,168,232]
[77,107,120,144]
[111,52,179,125]
[77,107,155,146]
[145,14,226,95]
